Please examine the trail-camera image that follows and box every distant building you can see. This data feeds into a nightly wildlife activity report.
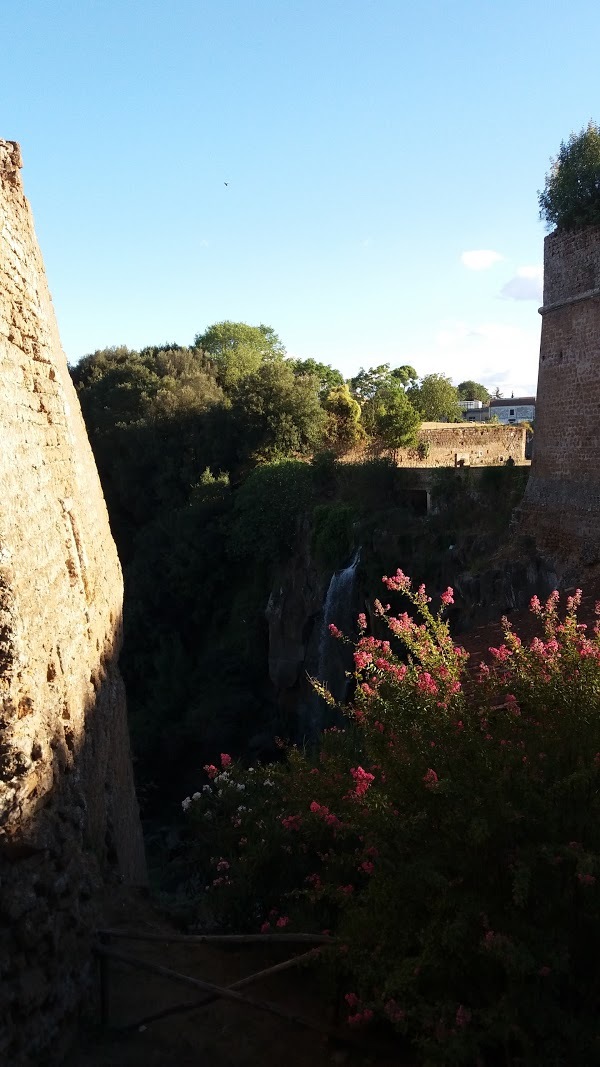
[459,399,489,422]
[489,397,536,424]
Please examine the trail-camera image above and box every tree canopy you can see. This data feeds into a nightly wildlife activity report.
[349,364,420,441]
[407,373,461,422]
[539,121,600,230]
[457,380,490,403]
[194,321,285,388]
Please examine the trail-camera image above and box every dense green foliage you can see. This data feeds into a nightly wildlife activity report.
[186,586,600,1065]
[539,121,600,230]
[408,372,461,422]
[457,379,490,403]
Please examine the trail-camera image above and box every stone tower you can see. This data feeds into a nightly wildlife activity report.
[519,224,600,564]
[0,141,146,1063]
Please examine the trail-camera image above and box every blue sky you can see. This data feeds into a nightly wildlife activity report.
[1,0,598,394]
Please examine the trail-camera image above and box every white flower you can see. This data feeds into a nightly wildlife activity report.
[237,805,247,812]
[248,767,255,773]
[236,783,246,791]
[204,811,213,820]
[192,792,201,800]
[202,784,212,793]
[263,779,274,787]
[181,797,192,811]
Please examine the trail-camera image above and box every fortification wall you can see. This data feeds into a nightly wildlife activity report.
[395,422,526,468]
[519,226,600,563]
[0,141,146,1064]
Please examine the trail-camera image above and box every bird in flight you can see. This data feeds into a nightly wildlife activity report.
[224,181,229,186]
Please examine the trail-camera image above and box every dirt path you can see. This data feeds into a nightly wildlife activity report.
[66,890,401,1067]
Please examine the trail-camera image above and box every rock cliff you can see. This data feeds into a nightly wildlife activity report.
[0,140,146,1064]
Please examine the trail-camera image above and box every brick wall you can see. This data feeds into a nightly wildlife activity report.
[0,141,145,1064]
[395,422,527,468]
[519,225,600,563]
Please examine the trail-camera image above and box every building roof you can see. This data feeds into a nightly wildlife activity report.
[489,397,536,407]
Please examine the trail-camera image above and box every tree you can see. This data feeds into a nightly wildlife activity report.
[349,363,417,403]
[391,364,418,389]
[407,373,461,422]
[457,380,490,403]
[290,358,344,400]
[194,321,285,389]
[349,364,419,438]
[322,384,366,455]
[372,383,420,449]
[232,359,325,462]
[539,121,600,230]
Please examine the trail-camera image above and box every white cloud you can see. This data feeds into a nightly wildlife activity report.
[500,265,543,302]
[461,249,505,271]
[415,318,540,396]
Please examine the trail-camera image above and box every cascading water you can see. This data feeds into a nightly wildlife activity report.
[309,548,361,734]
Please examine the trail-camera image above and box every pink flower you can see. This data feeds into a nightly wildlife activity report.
[339,884,354,895]
[220,753,232,768]
[328,623,342,638]
[360,860,374,874]
[489,644,510,662]
[260,921,270,933]
[281,814,303,831]
[354,650,372,670]
[441,586,454,606]
[423,768,439,788]
[276,916,289,928]
[357,612,367,630]
[577,873,596,886]
[351,766,375,797]
[382,568,411,592]
[204,763,219,779]
[348,1008,374,1026]
[345,992,359,1008]
[216,859,230,871]
[416,671,438,696]
[530,595,542,614]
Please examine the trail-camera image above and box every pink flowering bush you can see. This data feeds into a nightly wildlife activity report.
[185,578,600,1064]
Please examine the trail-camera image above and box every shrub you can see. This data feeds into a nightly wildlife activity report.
[227,460,314,562]
[183,580,600,1064]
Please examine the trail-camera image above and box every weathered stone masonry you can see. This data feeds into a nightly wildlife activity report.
[519,225,600,562]
[0,141,146,1064]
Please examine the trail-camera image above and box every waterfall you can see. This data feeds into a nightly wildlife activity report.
[309,549,360,732]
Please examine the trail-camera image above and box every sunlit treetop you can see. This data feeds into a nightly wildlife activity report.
[539,121,600,231]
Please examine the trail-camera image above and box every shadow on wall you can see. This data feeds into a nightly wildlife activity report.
[0,607,146,1066]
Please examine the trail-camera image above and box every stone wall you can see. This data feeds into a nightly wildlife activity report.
[519,225,600,564]
[0,141,146,1064]
[394,422,527,468]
